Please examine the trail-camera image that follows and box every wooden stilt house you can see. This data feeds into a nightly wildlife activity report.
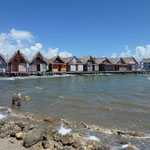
[122,57,138,71]
[79,56,98,72]
[0,54,7,72]
[64,56,83,72]
[29,51,48,72]
[109,58,127,71]
[48,56,66,72]
[8,50,30,72]
[95,57,112,71]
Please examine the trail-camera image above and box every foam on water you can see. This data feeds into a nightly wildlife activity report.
[84,135,100,141]
[58,126,72,135]
[113,143,130,149]
[0,106,6,109]
[0,74,75,81]
[0,113,6,119]
[36,87,43,90]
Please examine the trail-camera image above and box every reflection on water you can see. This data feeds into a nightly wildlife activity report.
[0,74,150,134]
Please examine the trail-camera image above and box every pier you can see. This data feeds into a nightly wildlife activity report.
[0,70,150,77]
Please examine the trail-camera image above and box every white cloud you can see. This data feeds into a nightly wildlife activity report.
[46,48,59,58]
[59,51,72,58]
[111,44,150,61]
[9,28,34,41]
[0,28,72,60]
[111,52,117,58]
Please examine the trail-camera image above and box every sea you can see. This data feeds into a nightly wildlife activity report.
[0,74,150,149]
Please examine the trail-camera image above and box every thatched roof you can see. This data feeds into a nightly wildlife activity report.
[48,56,65,64]
[30,51,48,64]
[122,57,138,65]
[95,57,111,64]
[64,56,82,64]
[109,58,126,65]
[8,50,30,64]
[141,58,150,63]
[0,54,7,64]
[79,56,96,64]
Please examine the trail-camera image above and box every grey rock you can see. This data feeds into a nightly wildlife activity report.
[23,129,43,148]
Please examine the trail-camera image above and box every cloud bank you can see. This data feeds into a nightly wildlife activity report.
[0,28,72,60]
[111,45,150,61]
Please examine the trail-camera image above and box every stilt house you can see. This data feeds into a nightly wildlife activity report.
[29,51,48,72]
[64,56,83,72]
[95,57,112,71]
[79,56,98,72]
[109,58,127,71]
[123,57,138,71]
[8,50,30,72]
[48,56,66,72]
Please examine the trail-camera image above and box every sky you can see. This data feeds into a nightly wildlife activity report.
[0,0,150,61]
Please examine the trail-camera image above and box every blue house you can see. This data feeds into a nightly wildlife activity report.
[0,54,7,72]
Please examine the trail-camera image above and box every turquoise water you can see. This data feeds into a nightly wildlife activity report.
[0,74,150,149]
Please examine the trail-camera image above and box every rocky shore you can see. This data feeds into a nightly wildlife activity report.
[0,118,138,150]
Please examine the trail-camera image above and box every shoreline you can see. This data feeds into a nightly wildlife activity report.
[0,109,144,150]
[0,118,137,150]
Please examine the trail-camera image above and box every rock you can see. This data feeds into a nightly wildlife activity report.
[9,125,22,137]
[53,133,63,142]
[8,121,15,129]
[16,132,23,140]
[73,139,87,148]
[23,124,34,132]
[61,133,83,146]
[0,131,10,138]
[9,138,16,144]
[124,145,138,150]
[0,119,5,126]
[63,146,76,150]
[23,129,43,148]
[15,120,29,129]
[77,146,87,150]
[42,139,63,149]
[44,125,58,140]
[86,140,103,149]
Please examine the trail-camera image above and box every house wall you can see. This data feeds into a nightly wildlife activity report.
[61,64,66,72]
[70,65,76,71]
[142,63,150,70]
[78,65,83,71]
[104,65,113,71]
[95,65,99,71]
[40,64,47,72]
[69,64,83,72]
[30,64,37,71]
[87,65,93,72]
[52,64,66,72]
[18,63,26,72]
[119,66,128,71]
[0,56,7,72]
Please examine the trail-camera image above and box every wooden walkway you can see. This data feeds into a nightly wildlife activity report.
[0,70,150,77]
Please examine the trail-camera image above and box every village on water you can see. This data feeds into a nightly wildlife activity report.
[0,50,150,76]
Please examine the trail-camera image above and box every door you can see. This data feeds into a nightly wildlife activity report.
[76,65,78,71]
[71,65,76,71]
[58,65,61,71]
[37,64,40,71]
[12,64,18,72]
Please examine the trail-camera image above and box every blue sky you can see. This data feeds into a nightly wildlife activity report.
[0,0,150,60]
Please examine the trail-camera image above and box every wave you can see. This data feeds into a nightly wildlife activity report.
[84,135,100,141]
[0,113,6,119]
[58,126,72,135]
[36,87,43,90]
[0,74,75,81]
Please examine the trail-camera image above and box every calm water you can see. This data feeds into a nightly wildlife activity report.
[0,74,150,148]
